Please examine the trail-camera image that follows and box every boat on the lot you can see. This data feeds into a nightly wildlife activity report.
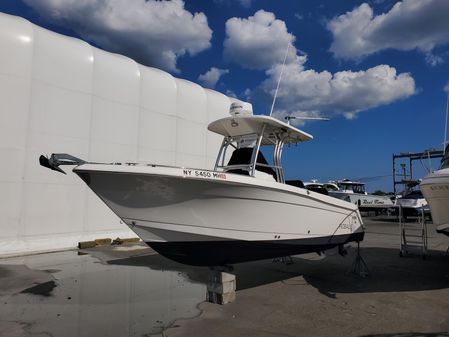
[327,179,394,212]
[303,180,329,195]
[396,189,429,220]
[421,145,449,236]
[39,104,364,266]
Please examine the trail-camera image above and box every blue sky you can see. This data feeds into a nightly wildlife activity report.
[2,0,449,192]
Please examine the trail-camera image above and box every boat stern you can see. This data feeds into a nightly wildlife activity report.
[421,168,449,227]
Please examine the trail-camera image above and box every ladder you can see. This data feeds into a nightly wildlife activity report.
[399,205,428,259]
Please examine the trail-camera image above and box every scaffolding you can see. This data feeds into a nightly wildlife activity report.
[392,150,444,196]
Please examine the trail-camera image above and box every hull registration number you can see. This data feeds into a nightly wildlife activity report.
[183,169,227,180]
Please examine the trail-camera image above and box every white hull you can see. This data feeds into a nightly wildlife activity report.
[421,167,449,236]
[74,163,364,265]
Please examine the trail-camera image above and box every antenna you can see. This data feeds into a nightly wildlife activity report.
[285,116,330,125]
[269,43,290,117]
[444,91,449,149]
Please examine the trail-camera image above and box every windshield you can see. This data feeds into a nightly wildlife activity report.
[353,184,365,194]
[340,183,365,194]
[215,132,283,182]
[403,190,423,199]
[324,184,338,191]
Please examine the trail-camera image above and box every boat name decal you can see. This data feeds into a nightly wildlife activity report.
[183,169,227,180]
[361,199,385,205]
[340,223,353,230]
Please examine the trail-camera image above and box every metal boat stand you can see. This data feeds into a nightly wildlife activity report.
[349,242,370,278]
[399,205,428,259]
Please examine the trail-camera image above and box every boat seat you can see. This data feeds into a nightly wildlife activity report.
[285,180,305,188]
[226,147,276,178]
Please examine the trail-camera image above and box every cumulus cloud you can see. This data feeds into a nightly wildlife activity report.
[262,63,416,120]
[237,0,254,8]
[225,10,416,120]
[444,81,449,93]
[328,0,449,65]
[198,67,229,88]
[226,89,238,98]
[24,0,212,72]
[214,0,254,8]
[224,10,297,70]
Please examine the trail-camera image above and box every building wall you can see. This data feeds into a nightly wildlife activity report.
[0,13,246,256]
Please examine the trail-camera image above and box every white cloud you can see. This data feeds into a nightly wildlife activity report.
[214,0,254,8]
[328,0,449,65]
[24,0,212,72]
[444,81,449,93]
[198,67,229,88]
[225,10,416,120]
[226,89,237,98]
[224,10,297,70]
[243,88,252,101]
[262,63,416,120]
[238,0,254,8]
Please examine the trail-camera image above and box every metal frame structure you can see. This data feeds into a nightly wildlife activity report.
[399,205,428,259]
[392,150,444,195]
[214,124,285,183]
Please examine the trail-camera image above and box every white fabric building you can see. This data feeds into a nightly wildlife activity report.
[0,13,248,256]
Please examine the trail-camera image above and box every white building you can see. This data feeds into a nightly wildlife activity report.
[0,13,247,256]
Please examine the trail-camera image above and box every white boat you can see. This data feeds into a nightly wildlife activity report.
[40,106,364,266]
[421,145,449,236]
[303,180,329,195]
[327,179,394,211]
[396,189,429,219]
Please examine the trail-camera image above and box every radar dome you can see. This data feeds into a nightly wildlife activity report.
[229,102,253,117]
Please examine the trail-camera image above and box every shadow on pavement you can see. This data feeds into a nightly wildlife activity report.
[107,245,449,296]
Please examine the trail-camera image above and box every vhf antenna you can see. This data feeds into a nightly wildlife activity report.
[269,43,290,117]
[285,116,330,125]
[444,91,449,149]
[268,43,330,123]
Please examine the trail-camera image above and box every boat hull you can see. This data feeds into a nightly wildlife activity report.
[74,164,364,265]
[148,232,364,266]
[421,168,449,237]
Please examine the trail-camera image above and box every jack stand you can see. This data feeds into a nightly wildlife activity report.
[349,242,370,278]
[338,244,348,256]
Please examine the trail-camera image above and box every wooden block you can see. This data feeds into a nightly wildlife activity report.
[112,237,141,245]
[78,241,96,249]
[120,237,140,243]
[94,238,112,246]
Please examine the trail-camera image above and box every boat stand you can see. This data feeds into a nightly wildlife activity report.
[207,268,236,305]
[399,206,428,259]
[349,242,370,278]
